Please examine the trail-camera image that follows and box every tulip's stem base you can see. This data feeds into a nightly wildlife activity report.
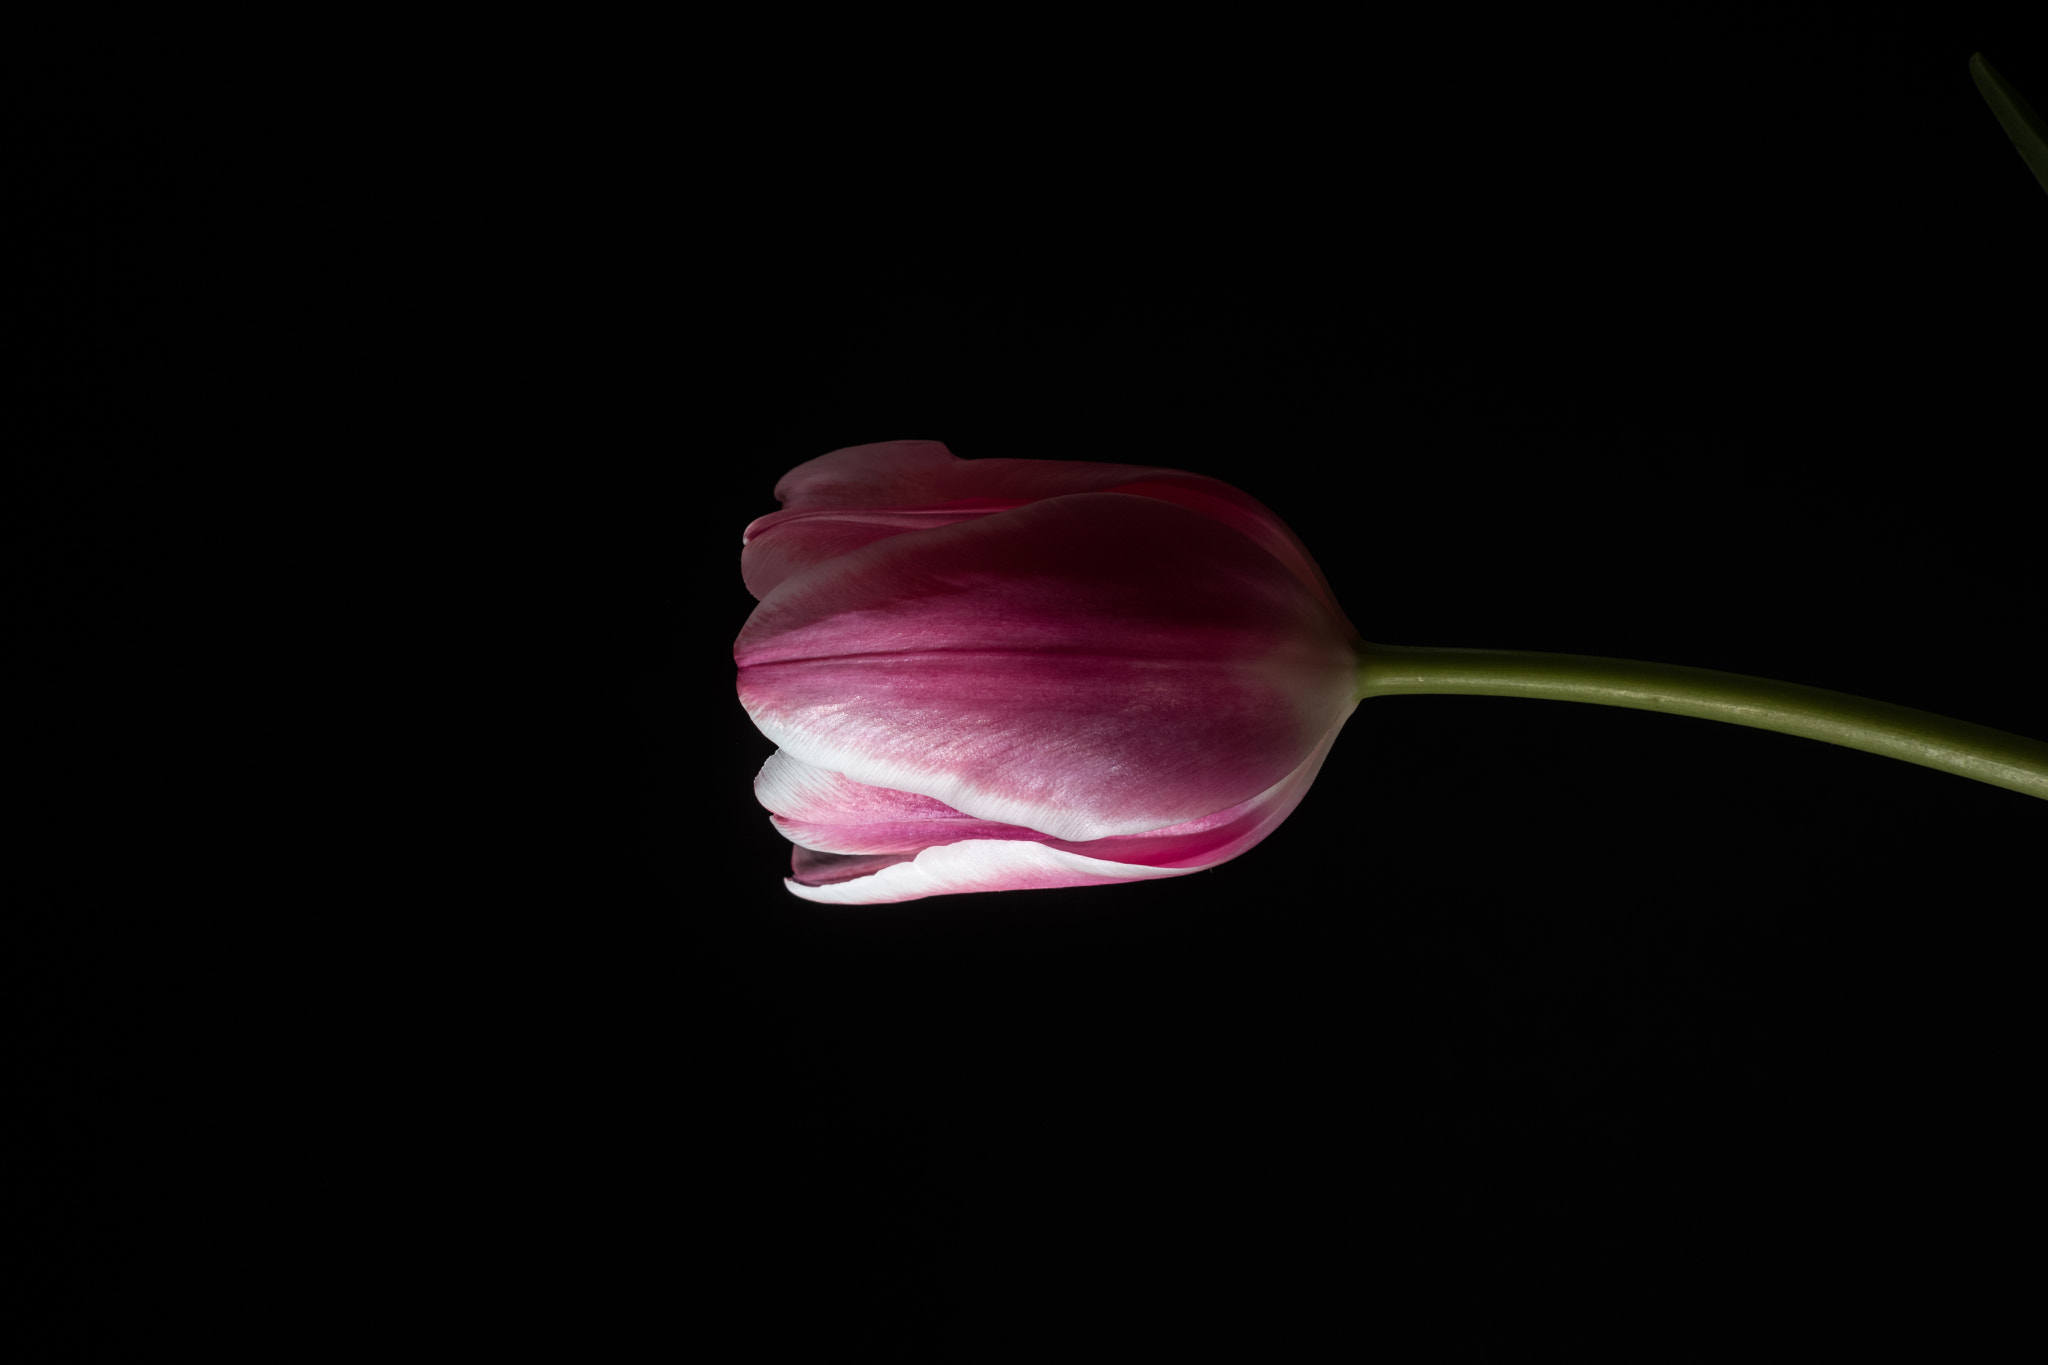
[1354,643,2048,801]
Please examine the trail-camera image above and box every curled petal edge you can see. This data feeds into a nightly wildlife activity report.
[779,705,1353,904]
[783,837,1206,906]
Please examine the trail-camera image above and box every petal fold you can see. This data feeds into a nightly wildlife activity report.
[770,708,1352,904]
[784,838,1198,905]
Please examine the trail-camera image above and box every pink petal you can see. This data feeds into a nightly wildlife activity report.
[740,504,1023,604]
[785,839,1200,905]
[742,440,1356,632]
[756,749,1003,853]
[776,708,1353,904]
[736,491,1360,842]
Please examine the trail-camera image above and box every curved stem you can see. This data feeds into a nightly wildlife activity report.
[1354,642,2048,801]
[1970,52,2048,201]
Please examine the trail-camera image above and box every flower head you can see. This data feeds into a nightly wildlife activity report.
[735,440,1362,904]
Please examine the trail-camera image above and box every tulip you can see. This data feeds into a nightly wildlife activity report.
[736,444,2048,907]
[734,440,1366,904]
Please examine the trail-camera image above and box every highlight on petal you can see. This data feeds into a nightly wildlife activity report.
[737,491,1360,843]
[773,706,1353,904]
[755,749,1009,854]
[783,837,1202,906]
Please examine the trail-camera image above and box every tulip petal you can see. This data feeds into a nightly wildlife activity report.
[777,706,1353,904]
[737,491,1360,842]
[742,440,1356,631]
[784,837,1200,905]
[740,505,1023,603]
[757,749,996,854]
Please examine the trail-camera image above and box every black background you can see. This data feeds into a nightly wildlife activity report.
[9,3,2046,1358]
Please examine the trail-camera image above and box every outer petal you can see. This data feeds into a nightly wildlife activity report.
[785,840,1198,905]
[756,749,1029,854]
[736,492,1360,842]
[741,440,1356,633]
[740,504,1019,605]
[778,706,1354,904]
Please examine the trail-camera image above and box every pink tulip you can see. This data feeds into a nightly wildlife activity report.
[734,440,1366,904]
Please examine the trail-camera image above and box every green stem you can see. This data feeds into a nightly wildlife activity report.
[1970,52,2048,201]
[1353,643,2048,801]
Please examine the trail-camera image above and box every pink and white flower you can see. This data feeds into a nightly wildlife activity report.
[734,440,1364,904]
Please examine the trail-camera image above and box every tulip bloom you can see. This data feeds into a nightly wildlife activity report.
[735,440,1367,904]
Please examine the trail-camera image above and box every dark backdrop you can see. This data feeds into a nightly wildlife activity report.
[660,5,2046,1355]
[10,3,2043,1359]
